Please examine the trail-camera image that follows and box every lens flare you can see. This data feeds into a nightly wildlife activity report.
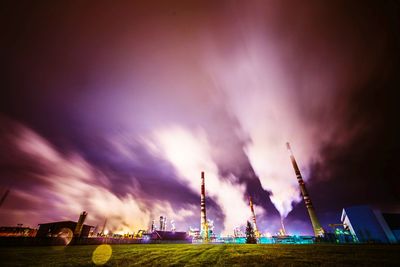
[57,228,73,246]
[92,244,112,265]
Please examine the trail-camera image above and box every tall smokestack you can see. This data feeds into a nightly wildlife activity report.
[200,171,209,240]
[74,211,88,238]
[286,142,324,237]
[248,196,260,238]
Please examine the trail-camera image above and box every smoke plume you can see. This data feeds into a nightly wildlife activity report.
[1,1,399,235]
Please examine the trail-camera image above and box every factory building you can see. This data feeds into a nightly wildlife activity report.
[271,235,314,244]
[382,213,400,241]
[144,214,187,241]
[36,221,94,238]
[0,225,37,237]
[341,206,400,243]
[36,211,93,238]
[144,230,188,241]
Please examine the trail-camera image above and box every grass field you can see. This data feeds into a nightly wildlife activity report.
[0,244,399,266]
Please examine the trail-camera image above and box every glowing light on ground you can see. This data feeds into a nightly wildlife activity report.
[92,244,112,265]
[57,228,73,246]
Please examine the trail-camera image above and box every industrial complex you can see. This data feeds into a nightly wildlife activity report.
[0,143,399,246]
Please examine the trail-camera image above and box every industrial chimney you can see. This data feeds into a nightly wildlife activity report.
[74,211,88,238]
[160,216,164,232]
[286,142,325,237]
[248,196,260,238]
[200,171,209,240]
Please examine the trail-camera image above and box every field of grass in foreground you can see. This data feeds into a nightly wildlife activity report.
[0,244,399,266]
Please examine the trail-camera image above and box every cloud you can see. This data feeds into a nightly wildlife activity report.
[201,24,322,218]
[2,0,399,236]
[0,121,196,233]
[148,125,252,234]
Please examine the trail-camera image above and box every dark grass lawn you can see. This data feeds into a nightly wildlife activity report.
[0,244,399,266]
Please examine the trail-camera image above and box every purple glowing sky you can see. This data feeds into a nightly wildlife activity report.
[1,0,399,235]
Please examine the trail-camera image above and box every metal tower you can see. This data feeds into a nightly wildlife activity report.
[200,171,209,240]
[286,142,324,237]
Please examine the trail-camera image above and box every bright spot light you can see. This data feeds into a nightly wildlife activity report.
[92,244,112,265]
[57,228,73,246]
[104,230,109,235]
[266,232,272,238]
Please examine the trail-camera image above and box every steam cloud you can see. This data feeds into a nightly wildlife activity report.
[1,0,399,235]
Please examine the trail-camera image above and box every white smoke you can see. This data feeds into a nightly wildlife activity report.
[3,123,194,233]
[202,25,323,218]
[148,125,251,235]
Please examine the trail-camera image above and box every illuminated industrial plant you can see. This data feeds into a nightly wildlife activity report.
[1,144,399,246]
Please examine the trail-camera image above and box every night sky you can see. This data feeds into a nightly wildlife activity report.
[1,0,399,235]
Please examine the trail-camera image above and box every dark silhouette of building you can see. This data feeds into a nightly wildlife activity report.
[36,221,93,238]
[0,226,37,237]
[145,230,188,241]
[382,213,400,242]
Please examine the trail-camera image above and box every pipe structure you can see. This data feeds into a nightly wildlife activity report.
[286,142,325,237]
[248,196,260,238]
[100,218,107,236]
[0,189,10,208]
[200,171,209,240]
[160,216,164,231]
[74,211,88,237]
[280,217,287,236]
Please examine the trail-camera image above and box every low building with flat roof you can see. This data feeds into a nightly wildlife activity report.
[0,226,37,237]
[341,206,399,243]
[36,221,93,238]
